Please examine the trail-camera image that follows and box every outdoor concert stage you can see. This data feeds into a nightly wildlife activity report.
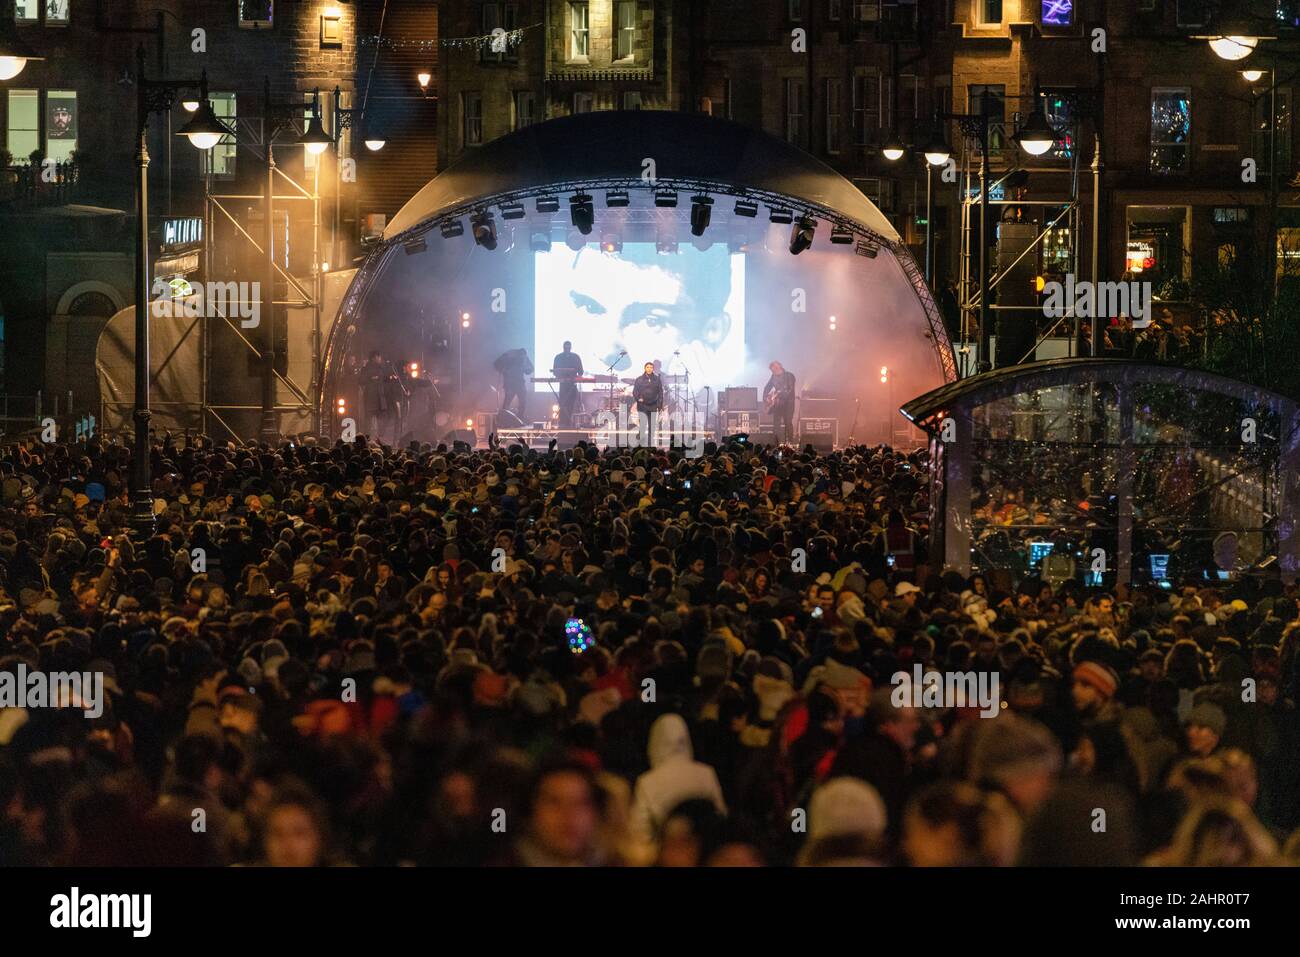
[320,110,954,450]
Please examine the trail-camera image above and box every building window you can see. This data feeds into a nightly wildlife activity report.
[615,1,636,61]
[463,92,483,146]
[852,74,882,146]
[1214,207,1250,224]
[238,0,273,29]
[1127,206,1189,288]
[785,78,804,144]
[573,91,594,114]
[15,0,67,23]
[1040,89,1075,159]
[1253,87,1292,176]
[855,0,880,20]
[14,0,37,21]
[1041,0,1072,26]
[789,0,803,21]
[208,92,236,177]
[1137,0,1156,9]
[898,73,920,137]
[45,89,75,162]
[828,0,842,20]
[968,84,1006,151]
[721,78,732,120]
[855,177,894,213]
[481,3,520,63]
[981,0,1003,25]
[1175,0,1208,28]
[569,2,589,60]
[623,91,642,111]
[825,78,842,154]
[1150,87,1191,174]
[5,89,38,162]
[513,91,536,129]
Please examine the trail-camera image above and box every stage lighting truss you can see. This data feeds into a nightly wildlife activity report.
[407,180,892,267]
[689,195,714,237]
[569,193,595,234]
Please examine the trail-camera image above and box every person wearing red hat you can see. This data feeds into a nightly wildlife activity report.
[1071,661,1120,719]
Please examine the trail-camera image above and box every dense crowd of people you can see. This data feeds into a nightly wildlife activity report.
[1,431,1298,867]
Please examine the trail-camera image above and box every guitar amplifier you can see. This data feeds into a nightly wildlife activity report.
[721,387,759,412]
[722,410,760,434]
[799,417,837,452]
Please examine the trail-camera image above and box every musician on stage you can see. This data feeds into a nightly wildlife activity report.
[360,350,392,441]
[763,360,797,444]
[494,347,533,421]
[631,360,665,447]
[551,340,584,427]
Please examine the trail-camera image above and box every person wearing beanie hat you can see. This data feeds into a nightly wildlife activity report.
[1071,661,1120,718]
[1184,702,1227,757]
[798,777,888,866]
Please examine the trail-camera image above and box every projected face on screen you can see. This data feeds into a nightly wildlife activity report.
[534,243,745,390]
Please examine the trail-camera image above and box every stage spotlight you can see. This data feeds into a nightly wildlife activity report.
[536,195,560,214]
[440,219,464,238]
[690,195,714,237]
[601,232,623,253]
[336,397,347,416]
[408,362,421,379]
[654,190,678,208]
[402,238,428,255]
[530,231,552,252]
[500,201,526,220]
[734,199,759,217]
[788,216,816,255]
[569,193,594,234]
[566,229,588,251]
[829,225,854,244]
[769,207,794,225]
[855,240,879,258]
[605,189,630,207]
[829,315,838,331]
[471,210,498,250]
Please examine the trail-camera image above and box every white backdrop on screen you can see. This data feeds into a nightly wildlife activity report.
[534,243,745,392]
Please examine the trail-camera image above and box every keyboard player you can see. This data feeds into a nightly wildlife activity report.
[551,340,584,427]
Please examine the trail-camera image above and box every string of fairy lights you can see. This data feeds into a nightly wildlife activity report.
[358,24,539,53]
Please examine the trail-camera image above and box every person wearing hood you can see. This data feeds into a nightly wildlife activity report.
[629,713,727,847]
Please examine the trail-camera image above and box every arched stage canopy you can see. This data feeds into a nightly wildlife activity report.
[322,111,955,437]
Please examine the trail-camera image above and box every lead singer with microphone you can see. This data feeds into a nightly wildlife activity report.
[631,360,664,447]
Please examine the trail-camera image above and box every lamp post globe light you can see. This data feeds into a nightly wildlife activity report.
[1208,35,1259,60]
[1016,106,1057,157]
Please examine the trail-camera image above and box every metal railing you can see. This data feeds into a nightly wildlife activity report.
[0,161,80,209]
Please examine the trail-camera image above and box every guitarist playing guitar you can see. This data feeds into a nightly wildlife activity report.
[763,360,797,444]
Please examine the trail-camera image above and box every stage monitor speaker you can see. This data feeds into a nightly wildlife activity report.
[723,410,759,434]
[721,387,759,412]
[799,417,838,451]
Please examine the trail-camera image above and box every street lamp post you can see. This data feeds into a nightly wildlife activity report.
[130,48,229,537]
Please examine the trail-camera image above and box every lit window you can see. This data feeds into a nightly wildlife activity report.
[1042,89,1076,159]
[569,2,589,59]
[238,0,272,29]
[982,0,1002,25]
[1150,88,1191,174]
[45,89,75,162]
[5,89,39,162]
[616,1,636,61]
[208,93,237,177]
[14,0,37,22]
[46,0,69,25]
[1041,0,1072,26]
